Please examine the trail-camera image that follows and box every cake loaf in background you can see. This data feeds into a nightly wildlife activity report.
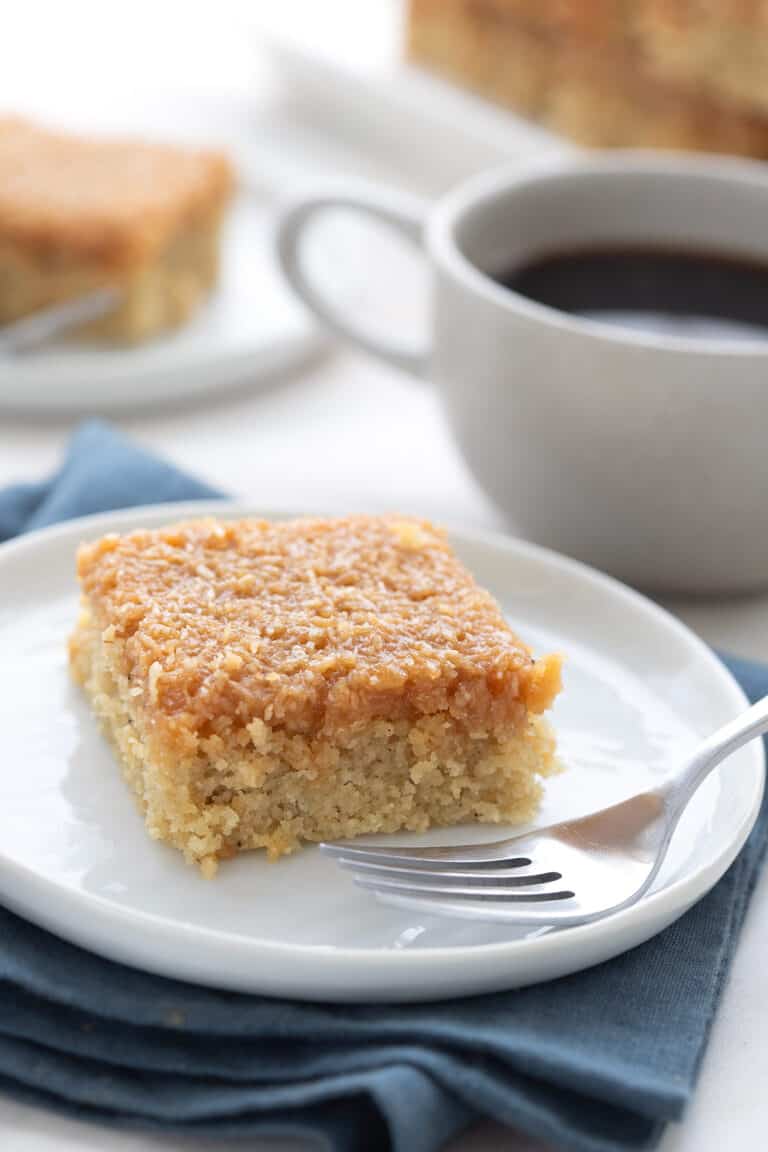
[407,0,768,156]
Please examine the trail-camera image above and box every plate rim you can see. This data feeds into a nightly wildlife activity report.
[0,500,763,989]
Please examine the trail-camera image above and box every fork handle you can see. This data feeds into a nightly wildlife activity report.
[666,693,768,813]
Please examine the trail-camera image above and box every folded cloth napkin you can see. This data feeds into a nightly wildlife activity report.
[0,420,766,1152]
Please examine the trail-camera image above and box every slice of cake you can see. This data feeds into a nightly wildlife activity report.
[0,117,234,343]
[69,516,562,875]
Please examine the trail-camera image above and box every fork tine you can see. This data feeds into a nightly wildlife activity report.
[320,841,531,868]
[353,875,575,902]
[337,858,562,887]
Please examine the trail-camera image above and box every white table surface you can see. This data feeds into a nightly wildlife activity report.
[2,2,768,1150]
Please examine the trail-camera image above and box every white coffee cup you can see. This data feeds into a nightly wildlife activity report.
[278,153,768,594]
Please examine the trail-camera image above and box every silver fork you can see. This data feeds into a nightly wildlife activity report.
[321,694,768,927]
[0,287,121,356]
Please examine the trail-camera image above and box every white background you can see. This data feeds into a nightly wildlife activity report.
[1,2,768,1149]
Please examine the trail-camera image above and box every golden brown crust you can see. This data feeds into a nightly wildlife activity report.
[76,515,562,743]
[0,117,235,269]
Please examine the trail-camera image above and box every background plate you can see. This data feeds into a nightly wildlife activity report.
[0,502,762,1001]
[0,195,325,415]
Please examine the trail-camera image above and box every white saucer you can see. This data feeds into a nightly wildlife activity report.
[0,196,326,415]
[0,502,761,1002]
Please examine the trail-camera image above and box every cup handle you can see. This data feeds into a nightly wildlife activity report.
[277,190,429,378]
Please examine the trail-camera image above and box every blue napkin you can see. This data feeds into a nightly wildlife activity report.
[0,420,220,542]
[0,420,766,1152]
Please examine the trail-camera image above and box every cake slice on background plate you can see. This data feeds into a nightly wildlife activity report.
[0,117,234,343]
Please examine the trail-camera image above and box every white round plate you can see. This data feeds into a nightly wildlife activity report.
[0,503,762,1002]
[0,196,325,415]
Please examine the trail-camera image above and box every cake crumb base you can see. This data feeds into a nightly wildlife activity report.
[70,611,559,875]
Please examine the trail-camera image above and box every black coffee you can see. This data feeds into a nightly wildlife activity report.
[501,244,768,338]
